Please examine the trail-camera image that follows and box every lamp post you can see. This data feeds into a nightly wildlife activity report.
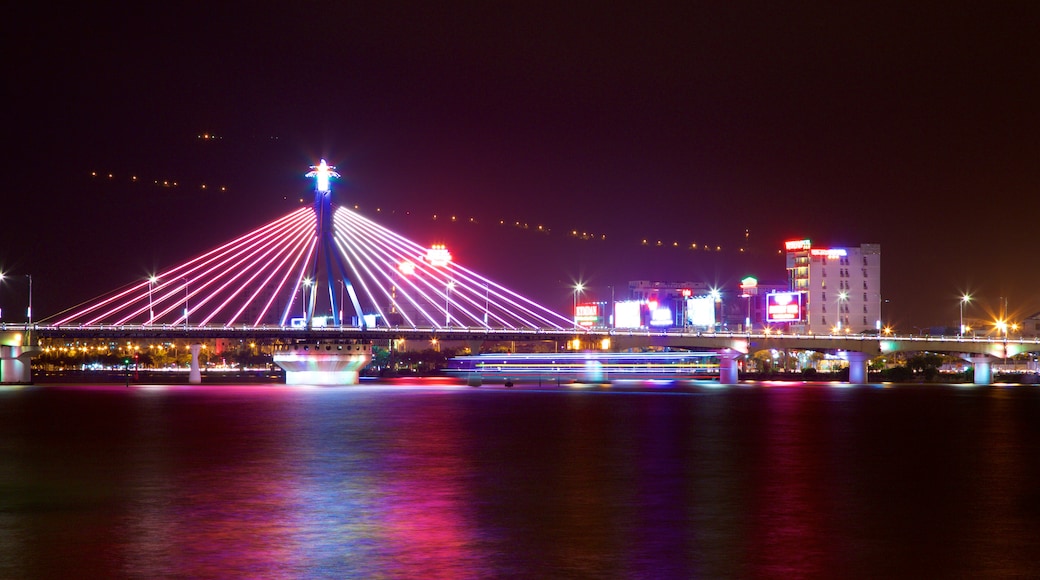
[26,274,32,326]
[148,276,158,325]
[739,276,757,333]
[836,291,848,332]
[183,278,189,330]
[572,282,585,330]
[710,287,722,331]
[959,293,971,337]
[303,277,312,323]
[445,280,455,327]
[338,279,345,326]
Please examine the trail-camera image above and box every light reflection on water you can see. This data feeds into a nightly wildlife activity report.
[1,380,1039,577]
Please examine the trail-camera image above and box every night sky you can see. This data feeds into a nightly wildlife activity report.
[5,3,1039,328]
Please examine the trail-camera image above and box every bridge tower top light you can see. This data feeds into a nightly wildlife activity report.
[306,159,339,193]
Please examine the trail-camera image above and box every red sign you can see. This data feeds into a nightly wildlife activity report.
[766,292,803,322]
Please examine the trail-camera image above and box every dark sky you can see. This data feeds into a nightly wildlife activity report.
[4,2,1039,328]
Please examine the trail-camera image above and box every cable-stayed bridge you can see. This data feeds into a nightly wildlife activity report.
[5,160,578,385]
[3,160,1040,386]
[45,205,571,333]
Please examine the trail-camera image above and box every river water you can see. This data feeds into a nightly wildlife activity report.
[1,379,1038,578]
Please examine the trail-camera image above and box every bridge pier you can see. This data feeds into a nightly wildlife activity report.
[967,355,994,385]
[846,351,871,385]
[189,344,202,384]
[1,344,37,384]
[273,341,373,385]
[718,350,742,384]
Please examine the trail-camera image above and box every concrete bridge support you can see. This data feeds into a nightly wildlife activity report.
[718,351,742,384]
[273,341,373,385]
[968,355,993,386]
[846,351,871,385]
[0,345,36,384]
[189,344,202,384]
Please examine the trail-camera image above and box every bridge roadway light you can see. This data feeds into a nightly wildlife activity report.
[572,282,585,330]
[836,291,848,332]
[26,274,32,326]
[959,294,971,337]
[148,276,158,325]
[446,280,455,327]
[183,278,189,330]
[709,287,722,330]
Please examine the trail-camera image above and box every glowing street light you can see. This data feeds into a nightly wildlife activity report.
[148,276,158,325]
[959,293,971,337]
[836,291,848,332]
[182,278,189,330]
[995,319,1008,339]
[709,287,722,330]
[445,280,455,327]
[573,282,585,330]
[25,274,32,326]
[739,276,757,332]
[303,277,313,322]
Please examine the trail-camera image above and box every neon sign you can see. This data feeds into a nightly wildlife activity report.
[785,239,811,250]
[809,248,847,257]
[766,292,804,322]
[575,304,599,325]
[425,244,452,267]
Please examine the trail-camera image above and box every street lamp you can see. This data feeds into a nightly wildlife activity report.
[572,282,585,330]
[483,283,490,329]
[959,293,971,337]
[303,277,312,322]
[739,276,757,333]
[148,276,158,325]
[445,280,455,327]
[709,287,722,331]
[836,291,848,332]
[26,274,32,326]
[183,278,189,330]
[338,279,345,326]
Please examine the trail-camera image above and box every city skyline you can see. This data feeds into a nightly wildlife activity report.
[5,3,1038,328]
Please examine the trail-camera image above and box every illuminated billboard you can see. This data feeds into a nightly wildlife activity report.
[575,303,599,326]
[686,296,716,327]
[615,301,643,329]
[649,304,673,327]
[766,292,804,322]
[809,248,847,257]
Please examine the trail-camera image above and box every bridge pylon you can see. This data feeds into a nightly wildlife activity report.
[304,159,364,328]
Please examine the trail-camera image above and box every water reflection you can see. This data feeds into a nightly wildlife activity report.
[0,382,1038,577]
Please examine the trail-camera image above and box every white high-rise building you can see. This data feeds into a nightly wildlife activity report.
[784,240,882,334]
